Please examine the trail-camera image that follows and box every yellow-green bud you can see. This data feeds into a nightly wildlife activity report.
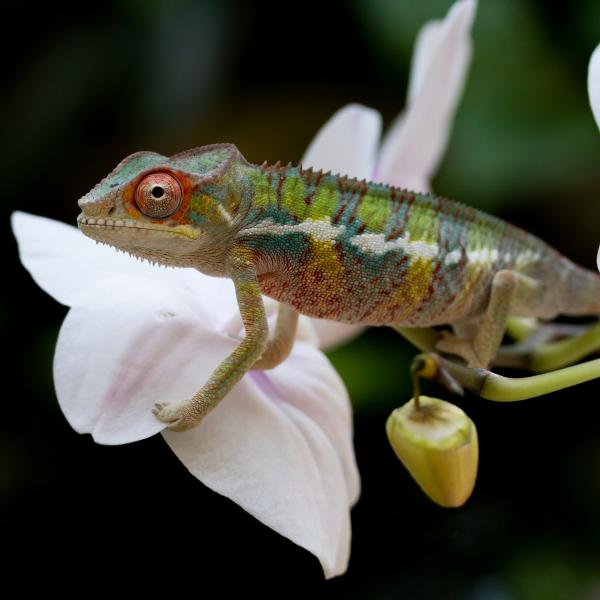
[386,396,478,508]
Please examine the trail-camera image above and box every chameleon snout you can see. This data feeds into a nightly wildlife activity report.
[78,190,116,218]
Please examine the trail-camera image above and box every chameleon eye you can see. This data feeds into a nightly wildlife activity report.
[135,172,183,219]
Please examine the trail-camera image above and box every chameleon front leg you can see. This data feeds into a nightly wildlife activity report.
[153,248,268,431]
[252,303,299,370]
[436,270,543,369]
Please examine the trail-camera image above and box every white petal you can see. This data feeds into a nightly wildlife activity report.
[11,211,241,323]
[173,273,242,335]
[54,274,236,444]
[309,318,365,350]
[301,104,382,179]
[376,0,476,190]
[267,343,360,506]
[163,342,358,578]
[220,297,320,346]
[12,211,155,306]
[589,44,600,131]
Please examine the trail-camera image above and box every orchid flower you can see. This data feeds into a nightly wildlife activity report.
[307,0,476,348]
[12,0,477,579]
[589,43,600,270]
[589,43,600,132]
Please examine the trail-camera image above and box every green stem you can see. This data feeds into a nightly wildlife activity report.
[438,356,600,402]
[529,322,600,372]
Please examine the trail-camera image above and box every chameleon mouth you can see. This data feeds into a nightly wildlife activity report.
[77,214,201,239]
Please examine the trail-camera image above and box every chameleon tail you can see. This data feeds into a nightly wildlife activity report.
[560,262,600,316]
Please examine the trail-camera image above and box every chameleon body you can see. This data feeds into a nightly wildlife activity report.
[77,144,600,430]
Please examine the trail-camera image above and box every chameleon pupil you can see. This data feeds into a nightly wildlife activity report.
[151,186,164,198]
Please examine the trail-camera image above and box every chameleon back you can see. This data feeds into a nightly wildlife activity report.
[236,162,600,326]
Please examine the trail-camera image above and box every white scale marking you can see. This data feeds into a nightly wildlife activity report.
[515,249,541,270]
[467,247,499,265]
[349,232,439,261]
[444,249,462,266]
[243,218,345,242]
[245,218,442,261]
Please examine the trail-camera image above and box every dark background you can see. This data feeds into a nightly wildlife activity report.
[3,0,600,597]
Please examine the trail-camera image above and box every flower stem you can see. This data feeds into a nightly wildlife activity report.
[437,356,600,401]
[528,322,600,372]
[410,355,427,411]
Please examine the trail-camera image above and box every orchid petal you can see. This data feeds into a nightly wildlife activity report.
[302,104,382,179]
[266,343,360,505]
[12,211,156,306]
[309,318,365,350]
[53,265,358,575]
[376,0,476,191]
[589,43,600,131]
[11,211,241,323]
[163,341,356,578]
[220,297,320,347]
[54,273,238,444]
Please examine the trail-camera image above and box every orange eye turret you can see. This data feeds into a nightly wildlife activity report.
[135,172,183,219]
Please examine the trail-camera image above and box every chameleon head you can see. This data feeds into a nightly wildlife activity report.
[77,143,247,272]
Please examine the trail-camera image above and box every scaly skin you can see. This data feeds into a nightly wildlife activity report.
[77,144,600,430]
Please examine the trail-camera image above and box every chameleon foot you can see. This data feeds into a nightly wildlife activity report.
[436,331,484,368]
[153,401,200,432]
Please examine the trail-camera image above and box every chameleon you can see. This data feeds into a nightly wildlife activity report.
[77,143,600,431]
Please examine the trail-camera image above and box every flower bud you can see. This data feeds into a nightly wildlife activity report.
[386,396,478,507]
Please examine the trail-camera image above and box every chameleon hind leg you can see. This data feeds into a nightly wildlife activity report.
[153,248,269,431]
[252,303,299,370]
[435,270,544,369]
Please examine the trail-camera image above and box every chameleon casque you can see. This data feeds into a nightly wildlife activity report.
[77,143,600,431]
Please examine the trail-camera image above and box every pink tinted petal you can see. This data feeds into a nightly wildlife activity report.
[376,0,476,190]
[302,104,382,179]
[589,44,600,130]
[54,274,237,444]
[407,16,446,105]
[163,341,357,578]
[309,318,365,350]
[295,315,321,346]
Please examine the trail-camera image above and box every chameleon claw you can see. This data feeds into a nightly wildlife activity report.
[434,359,465,397]
[421,352,465,396]
[152,402,175,420]
[153,401,186,430]
[152,400,208,432]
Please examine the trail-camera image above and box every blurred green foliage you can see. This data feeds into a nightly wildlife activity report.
[355,0,600,214]
[2,0,599,596]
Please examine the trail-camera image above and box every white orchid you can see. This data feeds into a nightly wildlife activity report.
[589,43,600,132]
[12,0,476,579]
[589,43,600,271]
